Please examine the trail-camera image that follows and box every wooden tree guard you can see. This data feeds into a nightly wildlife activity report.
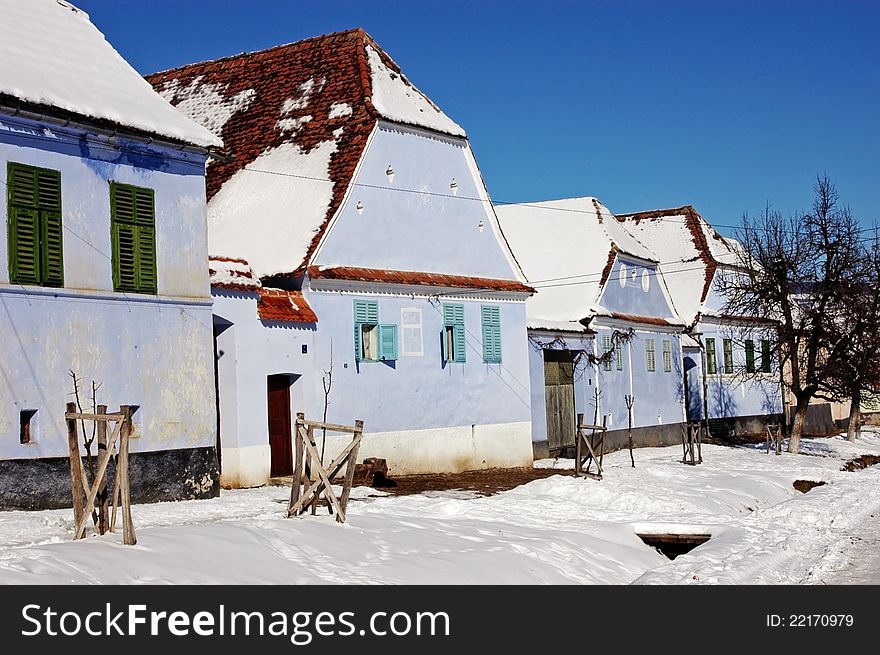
[575,413,607,480]
[65,402,137,545]
[681,421,703,465]
[288,413,364,524]
[765,423,782,455]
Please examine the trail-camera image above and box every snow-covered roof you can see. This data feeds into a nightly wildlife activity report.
[617,206,740,326]
[147,29,467,279]
[209,256,261,292]
[496,197,658,325]
[0,0,220,148]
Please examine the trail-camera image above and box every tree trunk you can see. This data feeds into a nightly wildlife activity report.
[847,389,861,442]
[788,394,810,453]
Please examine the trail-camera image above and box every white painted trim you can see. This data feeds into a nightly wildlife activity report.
[400,307,424,356]
[0,285,213,307]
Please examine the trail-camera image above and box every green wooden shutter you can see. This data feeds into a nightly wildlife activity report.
[353,300,378,361]
[135,225,157,292]
[706,338,717,374]
[8,207,40,284]
[453,324,466,363]
[602,334,612,371]
[745,340,756,373]
[8,164,62,286]
[379,324,398,361]
[443,304,466,363]
[646,339,656,372]
[111,183,156,293]
[41,210,64,286]
[723,338,734,374]
[112,222,138,291]
[761,340,772,373]
[353,300,379,324]
[481,305,502,363]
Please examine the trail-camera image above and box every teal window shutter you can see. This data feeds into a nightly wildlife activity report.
[602,334,612,371]
[354,300,379,361]
[111,182,156,293]
[379,324,398,361]
[481,305,502,363]
[7,162,63,287]
[443,303,466,363]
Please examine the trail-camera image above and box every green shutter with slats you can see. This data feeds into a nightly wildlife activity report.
[481,305,502,363]
[706,338,717,374]
[41,211,64,286]
[353,299,379,324]
[761,340,772,373]
[745,340,756,373]
[8,206,40,284]
[602,334,612,371]
[7,163,63,287]
[353,300,379,361]
[379,324,398,361]
[111,182,156,293]
[443,304,466,363]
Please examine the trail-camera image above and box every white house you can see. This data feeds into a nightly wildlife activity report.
[617,206,783,436]
[496,198,688,457]
[148,29,535,486]
[0,0,222,508]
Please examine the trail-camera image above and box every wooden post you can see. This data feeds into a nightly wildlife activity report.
[96,404,109,535]
[119,405,136,545]
[289,413,306,514]
[338,420,364,521]
[65,402,86,536]
[575,413,584,477]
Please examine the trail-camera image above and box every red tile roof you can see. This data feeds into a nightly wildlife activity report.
[616,206,720,306]
[307,266,535,294]
[209,256,261,291]
[147,30,379,277]
[257,289,318,323]
[147,29,470,279]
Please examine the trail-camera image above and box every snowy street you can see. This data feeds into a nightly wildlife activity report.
[1,430,878,585]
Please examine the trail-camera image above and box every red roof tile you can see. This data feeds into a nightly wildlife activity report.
[209,256,261,291]
[257,289,318,323]
[307,266,535,294]
[617,206,720,305]
[146,29,464,278]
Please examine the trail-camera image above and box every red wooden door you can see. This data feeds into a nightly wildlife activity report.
[267,375,293,477]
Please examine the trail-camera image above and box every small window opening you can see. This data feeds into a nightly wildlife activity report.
[20,409,37,444]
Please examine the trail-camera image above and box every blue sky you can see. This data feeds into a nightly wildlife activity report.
[75,0,878,235]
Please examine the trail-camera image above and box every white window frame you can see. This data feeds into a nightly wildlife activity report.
[400,307,423,357]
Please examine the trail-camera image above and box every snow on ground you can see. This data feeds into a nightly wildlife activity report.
[1,431,879,585]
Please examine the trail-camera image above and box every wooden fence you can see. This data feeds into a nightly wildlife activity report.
[288,414,364,524]
[65,402,136,545]
[575,413,607,480]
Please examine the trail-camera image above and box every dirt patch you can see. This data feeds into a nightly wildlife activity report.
[377,467,574,497]
[793,479,827,493]
[841,454,880,472]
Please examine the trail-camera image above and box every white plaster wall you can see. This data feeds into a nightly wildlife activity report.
[0,115,215,459]
[311,421,533,475]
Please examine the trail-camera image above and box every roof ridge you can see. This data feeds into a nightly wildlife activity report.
[616,205,696,220]
[147,28,369,77]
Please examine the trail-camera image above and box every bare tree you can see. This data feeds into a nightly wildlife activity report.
[826,227,880,440]
[721,175,865,452]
